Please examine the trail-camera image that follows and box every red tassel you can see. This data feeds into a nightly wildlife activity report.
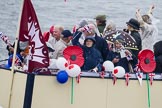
[125,73,131,86]
[100,71,105,79]
[112,74,116,85]
[149,73,155,86]
[76,73,81,84]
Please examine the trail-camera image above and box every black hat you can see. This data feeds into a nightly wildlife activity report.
[61,30,72,38]
[126,18,140,30]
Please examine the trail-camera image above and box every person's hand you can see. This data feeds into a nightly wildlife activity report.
[125,50,132,56]
[78,27,85,32]
[20,51,27,57]
[148,5,155,15]
[89,67,98,73]
[150,4,155,10]
[112,58,119,63]
[137,8,140,12]
[123,29,129,33]
[136,8,140,14]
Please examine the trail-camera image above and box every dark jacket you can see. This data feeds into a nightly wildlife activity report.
[72,31,103,72]
[154,41,162,73]
[106,50,137,72]
[94,34,109,61]
[130,31,142,58]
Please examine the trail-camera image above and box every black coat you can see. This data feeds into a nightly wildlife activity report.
[72,31,103,72]
[82,46,103,71]
[130,31,142,58]
[106,51,137,72]
[154,41,162,73]
[94,34,109,61]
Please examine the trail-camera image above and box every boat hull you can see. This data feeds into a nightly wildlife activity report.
[0,68,162,108]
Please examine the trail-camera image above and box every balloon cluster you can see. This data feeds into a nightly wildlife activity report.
[102,60,125,78]
[56,57,81,84]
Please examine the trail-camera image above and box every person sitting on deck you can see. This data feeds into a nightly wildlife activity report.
[125,18,142,58]
[136,5,160,50]
[76,24,109,61]
[48,25,64,49]
[106,36,137,73]
[153,41,162,73]
[72,29,103,72]
[94,14,107,36]
[52,30,73,59]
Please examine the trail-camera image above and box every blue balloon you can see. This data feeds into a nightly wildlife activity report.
[56,70,68,84]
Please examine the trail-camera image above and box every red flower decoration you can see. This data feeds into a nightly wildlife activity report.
[138,49,156,73]
[63,46,84,67]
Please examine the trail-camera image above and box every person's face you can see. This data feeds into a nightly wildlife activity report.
[83,30,90,36]
[115,42,122,49]
[67,36,72,43]
[52,28,61,40]
[85,39,93,47]
[96,20,100,25]
[127,24,131,30]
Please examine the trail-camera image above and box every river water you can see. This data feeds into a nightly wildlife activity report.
[0,0,162,61]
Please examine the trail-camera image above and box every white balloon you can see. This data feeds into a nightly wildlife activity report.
[103,60,114,72]
[0,105,3,108]
[66,64,81,77]
[56,57,68,70]
[49,59,57,69]
[113,66,125,78]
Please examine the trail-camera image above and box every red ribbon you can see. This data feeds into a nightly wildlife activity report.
[76,73,82,84]
[112,74,117,85]
[125,73,131,86]
[137,72,142,78]
[149,73,155,85]
[99,71,105,79]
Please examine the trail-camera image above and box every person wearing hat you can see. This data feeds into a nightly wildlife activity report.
[72,29,103,72]
[52,30,73,59]
[95,14,107,35]
[126,18,142,58]
[136,5,159,50]
[75,23,109,61]
[106,36,137,72]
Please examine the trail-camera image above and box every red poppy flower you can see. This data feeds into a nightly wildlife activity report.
[138,49,156,73]
[63,46,84,67]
